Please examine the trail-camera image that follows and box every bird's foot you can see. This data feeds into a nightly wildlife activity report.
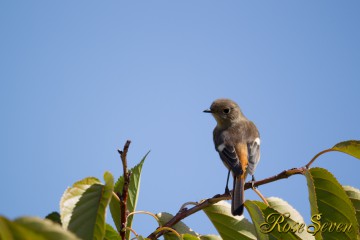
[251,175,256,189]
[224,186,230,195]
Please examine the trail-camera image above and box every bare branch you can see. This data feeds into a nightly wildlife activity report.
[118,140,132,240]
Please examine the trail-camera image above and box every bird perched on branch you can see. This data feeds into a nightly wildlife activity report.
[204,98,260,216]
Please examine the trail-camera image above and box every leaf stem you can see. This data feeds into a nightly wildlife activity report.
[112,192,120,202]
[127,211,161,227]
[155,227,182,239]
[305,148,333,169]
[252,187,269,206]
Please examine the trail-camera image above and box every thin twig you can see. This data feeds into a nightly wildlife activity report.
[118,140,132,240]
[147,166,307,239]
[244,166,307,189]
[147,194,228,239]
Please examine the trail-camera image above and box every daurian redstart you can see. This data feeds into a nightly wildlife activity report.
[204,98,260,216]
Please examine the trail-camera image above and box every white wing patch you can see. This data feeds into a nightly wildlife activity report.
[217,143,226,152]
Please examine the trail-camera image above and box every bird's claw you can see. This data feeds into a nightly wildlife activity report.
[251,175,256,189]
[224,186,230,195]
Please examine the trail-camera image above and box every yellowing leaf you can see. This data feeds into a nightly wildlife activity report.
[332,140,360,160]
[60,172,114,240]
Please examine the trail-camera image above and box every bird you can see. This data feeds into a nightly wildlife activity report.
[204,98,260,216]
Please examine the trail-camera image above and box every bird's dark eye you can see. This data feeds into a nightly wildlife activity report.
[223,108,230,114]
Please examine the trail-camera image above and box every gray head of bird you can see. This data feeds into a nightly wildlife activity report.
[204,98,245,126]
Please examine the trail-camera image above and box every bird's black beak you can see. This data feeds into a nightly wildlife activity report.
[203,109,212,113]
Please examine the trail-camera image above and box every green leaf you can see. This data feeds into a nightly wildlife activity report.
[266,197,314,240]
[244,200,271,240]
[0,216,14,240]
[343,186,360,228]
[0,216,80,240]
[104,224,121,240]
[0,216,41,240]
[109,151,149,240]
[199,234,222,240]
[332,140,360,160]
[60,172,114,240]
[182,233,200,240]
[305,167,358,240]
[45,212,61,226]
[156,212,199,240]
[247,199,309,240]
[203,200,257,240]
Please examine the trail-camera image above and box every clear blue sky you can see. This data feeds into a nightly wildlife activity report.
[1,0,359,237]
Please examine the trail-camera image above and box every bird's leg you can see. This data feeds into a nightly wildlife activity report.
[224,170,231,194]
[251,175,256,189]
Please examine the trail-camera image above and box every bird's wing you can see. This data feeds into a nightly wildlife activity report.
[247,137,260,175]
[217,143,243,176]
